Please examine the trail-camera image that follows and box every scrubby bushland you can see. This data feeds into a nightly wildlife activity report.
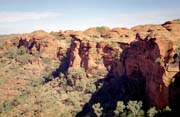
[91,100,171,117]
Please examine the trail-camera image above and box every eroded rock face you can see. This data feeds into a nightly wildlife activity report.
[17,30,58,58]
[69,38,107,78]
[132,25,169,39]
[68,20,180,109]
[3,19,180,111]
[68,21,178,111]
[162,20,180,39]
[68,34,127,78]
[102,27,135,39]
[116,21,180,109]
[120,38,172,109]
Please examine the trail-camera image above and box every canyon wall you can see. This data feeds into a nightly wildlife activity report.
[3,19,180,110]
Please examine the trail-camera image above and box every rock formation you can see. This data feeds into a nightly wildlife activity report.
[12,30,58,59]
[3,19,180,111]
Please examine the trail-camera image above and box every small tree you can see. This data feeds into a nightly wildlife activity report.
[17,46,27,55]
[16,53,33,65]
[67,67,87,91]
[114,101,126,117]
[96,26,106,34]
[92,103,103,117]
[42,57,52,64]
[6,47,18,59]
[127,100,144,117]
[163,106,171,112]
[147,106,158,117]
[67,67,87,80]
[88,83,96,93]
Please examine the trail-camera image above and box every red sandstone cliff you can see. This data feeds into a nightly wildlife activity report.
[2,19,180,110]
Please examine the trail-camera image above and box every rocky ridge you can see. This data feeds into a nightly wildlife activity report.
[1,19,180,111]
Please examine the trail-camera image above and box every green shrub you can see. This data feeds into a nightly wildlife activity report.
[67,67,87,80]
[6,47,18,59]
[17,46,27,55]
[59,73,65,78]
[32,50,40,58]
[30,78,45,87]
[112,101,172,117]
[42,57,52,64]
[5,47,32,65]
[58,74,68,89]
[67,67,88,91]
[91,68,108,78]
[97,82,103,90]
[163,106,171,112]
[96,26,106,34]
[16,53,33,65]
[88,83,96,93]
[114,101,126,117]
[127,100,144,117]
[147,106,158,117]
[68,92,82,108]
[111,42,119,48]
[92,103,103,117]
[0,95,27,115]
[0,100,15,113]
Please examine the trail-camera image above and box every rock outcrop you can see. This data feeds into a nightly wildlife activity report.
[120,38,172,109]
[2,19,180,111]
[69,36,107,78]
[59,20,180,109]
[17,30,58,58]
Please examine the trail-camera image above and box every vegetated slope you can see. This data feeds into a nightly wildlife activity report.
[0,19,180,116]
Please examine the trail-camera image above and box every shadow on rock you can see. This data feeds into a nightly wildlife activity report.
[77,74,146,117]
